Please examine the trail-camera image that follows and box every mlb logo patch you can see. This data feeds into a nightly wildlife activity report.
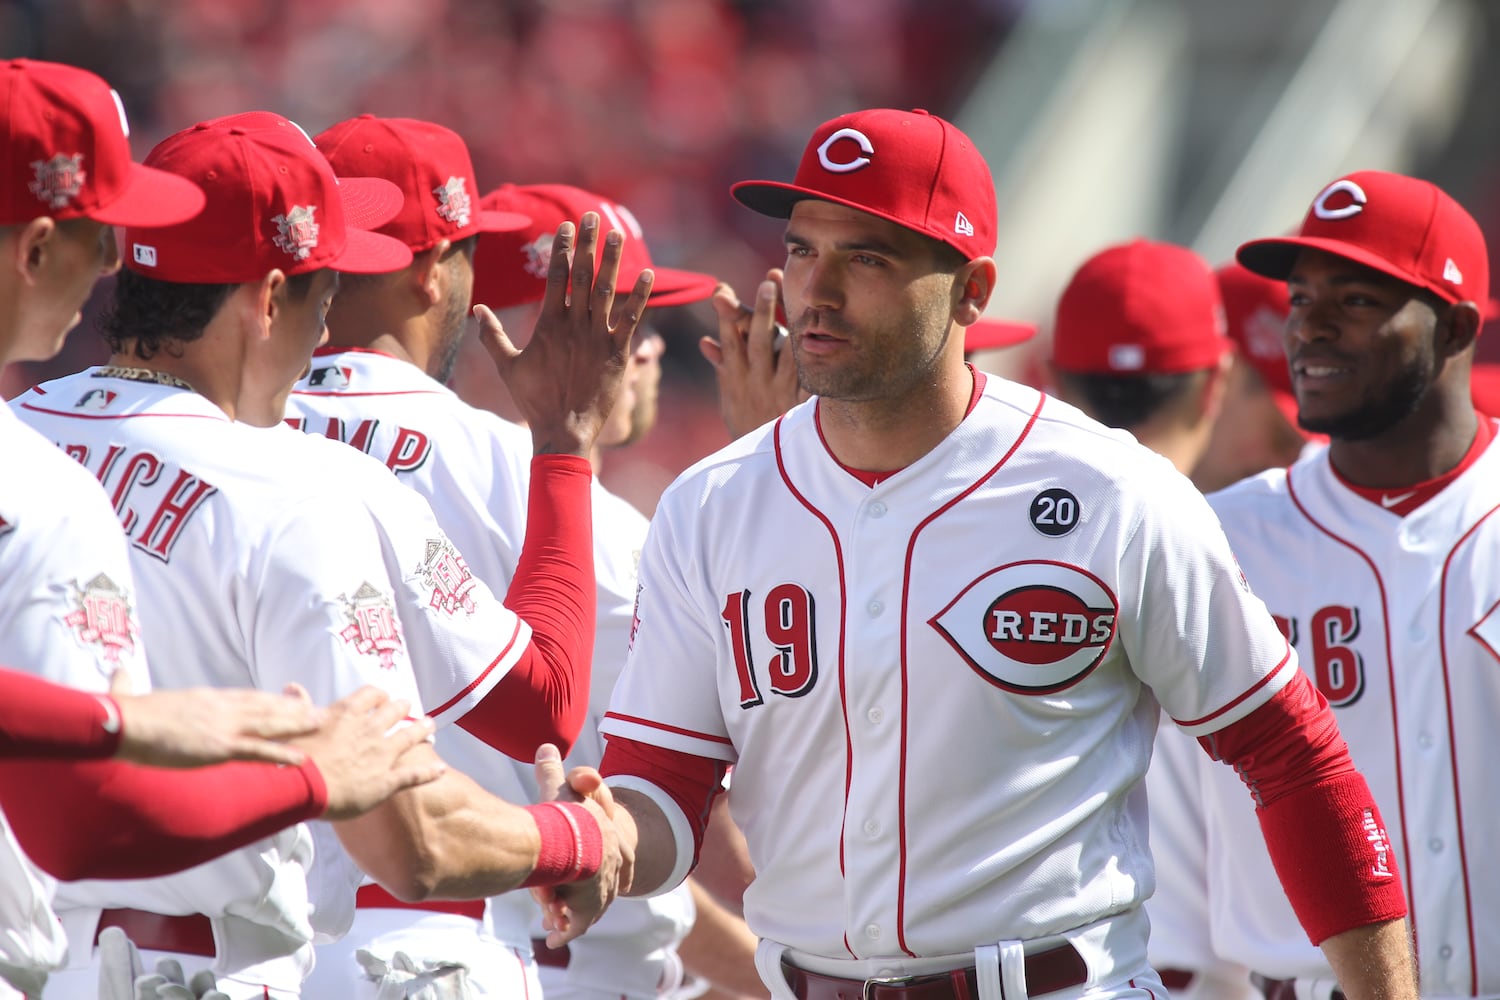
[308,366,352,389]
[133,244,157,267]
[76,389,118,410]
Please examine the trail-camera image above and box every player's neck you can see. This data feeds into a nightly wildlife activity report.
[816,363,974,473]
[1327,399,1480,489]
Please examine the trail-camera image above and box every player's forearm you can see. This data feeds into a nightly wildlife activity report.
[613,786,680,897]
[679,878,766,997]
[336,765,542,901]
[462,454,594,757]
[0,668,122,760]
[696,793,753,914]
[1317,919,1418,1000]
[0,756,325,880]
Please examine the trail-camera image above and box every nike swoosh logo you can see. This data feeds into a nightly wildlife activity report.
[1380,491,1417,509]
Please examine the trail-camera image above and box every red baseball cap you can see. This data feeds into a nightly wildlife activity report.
[315,115,530,253]
[1052,239,1229,375]
[1237,170,1490,310]
[1,58,205,227]
[731,108,997,261]
[123,116,412,282]
[1214,261,1306,430]
[963,318,1036,353]
[471,183,718,310]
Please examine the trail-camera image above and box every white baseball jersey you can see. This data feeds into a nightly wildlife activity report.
[0,402,152,993]
[287,349,695,996]
[1148,428,1500,998]
[14,368,530,994]
[601,377,1299,972]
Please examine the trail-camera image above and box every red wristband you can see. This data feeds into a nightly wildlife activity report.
[520,802,604,888]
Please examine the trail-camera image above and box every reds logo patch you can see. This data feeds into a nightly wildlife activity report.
[272,205,320,261]
[308,365,352,389]
[521,233,553,279]
[416,537,478,617]
[930,561,1118,694]
[62,573,138,671]
[30,153,87,209]
[434,176,473,228]
[338,582,404,669]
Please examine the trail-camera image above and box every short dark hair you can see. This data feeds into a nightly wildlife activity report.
[1053,369,1209,431]
[103,269,320,360]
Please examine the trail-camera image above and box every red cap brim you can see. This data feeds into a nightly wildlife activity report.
[330,228,414,274]
[88,162,207,227]
[476,208,532,234]
[964,319,1037,352]
[644,265,718,307]
[1237,236,1456,304]
[732,180,939,248]
[337,176,405,230]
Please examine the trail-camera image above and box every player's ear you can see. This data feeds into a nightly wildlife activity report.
[255,269,289,340]
[1439,300,1482,359]
[11,217,57,286]
[414,240,449,308]
[952,257,996,326]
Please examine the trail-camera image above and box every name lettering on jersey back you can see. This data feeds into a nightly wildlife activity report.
[931,561,1118,694]
[284,417,433,475]
[65,443,218,562]
[1273,605,1366,706]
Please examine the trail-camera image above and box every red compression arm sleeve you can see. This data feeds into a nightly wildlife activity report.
[0,668,121,760]
[1196,670,1407,944]
[0,756,328,881]
[600,735,727,870]
[458,455,595,758]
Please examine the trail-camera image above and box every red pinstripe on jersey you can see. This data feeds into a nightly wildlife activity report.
[1284,468,1415,950]
[771,410,857,957]
[1435,499,1500,991]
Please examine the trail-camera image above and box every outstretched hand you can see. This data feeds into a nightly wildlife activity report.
[530,743,635,946]
[701,269,806,439]
[477,212,654,458]
[110,669,322,769]
[290,686,446,820]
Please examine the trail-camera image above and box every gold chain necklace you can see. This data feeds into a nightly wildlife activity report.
[93,365,197,393]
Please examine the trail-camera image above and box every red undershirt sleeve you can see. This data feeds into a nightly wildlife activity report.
[600,735,726,870]
[1194,670,1407,944]
[0,667,122,760]
[0,756,327,881]
[458,455,595,759]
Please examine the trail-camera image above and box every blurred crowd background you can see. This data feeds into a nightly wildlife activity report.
[4,0,1498,513]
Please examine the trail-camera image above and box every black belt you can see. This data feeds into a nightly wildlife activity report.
[782,943,1089,1000]
[1252,973,1346,1000]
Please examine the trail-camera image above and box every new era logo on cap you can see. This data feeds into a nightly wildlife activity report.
[1238,170,1489,310]
[731,108,998,262]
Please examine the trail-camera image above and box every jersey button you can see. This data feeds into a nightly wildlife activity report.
[1429,837,1444,853]
[1417,732,1434,749]
[1408,624,1426,642]
[1438,945,1454,960]
[863,819,881,837]
[865,924,881,939]
[867,707,884,724]
[867,599,884,617]
[869,501,888,518]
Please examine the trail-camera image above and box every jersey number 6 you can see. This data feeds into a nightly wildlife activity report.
[722,585,820,709]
